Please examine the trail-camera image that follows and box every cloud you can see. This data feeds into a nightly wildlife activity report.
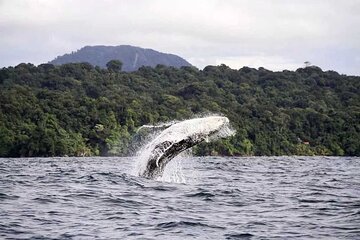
[0,0,359,75]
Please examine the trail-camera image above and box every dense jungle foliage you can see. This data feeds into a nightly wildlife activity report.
[0,61,359,157]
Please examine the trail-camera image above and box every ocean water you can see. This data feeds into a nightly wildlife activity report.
[0,156,359,239]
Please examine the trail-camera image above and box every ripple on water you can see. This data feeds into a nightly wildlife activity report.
[224,233,254,239]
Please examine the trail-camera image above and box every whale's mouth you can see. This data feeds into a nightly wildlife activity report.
[134,115,235,179]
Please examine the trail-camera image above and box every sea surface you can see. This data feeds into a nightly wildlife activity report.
[0,156,359,239]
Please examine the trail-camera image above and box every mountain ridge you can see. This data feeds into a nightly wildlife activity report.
[49,45,192,71]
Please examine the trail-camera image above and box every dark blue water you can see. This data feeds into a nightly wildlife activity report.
[0,156,359,239]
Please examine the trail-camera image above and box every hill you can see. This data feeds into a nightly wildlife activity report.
[0,63,359,157]
[49,45,192,71]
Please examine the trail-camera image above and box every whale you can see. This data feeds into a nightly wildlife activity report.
[137,116,231,179]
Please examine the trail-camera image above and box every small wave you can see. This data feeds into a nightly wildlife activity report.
[106,216,126,220]
[77,174,98,182]
[152,185,177,191]
[220,189,242,195]
[157,220,225,229]
[63,191,97,199]
[298,198,337,203]
[185,191,215,198]
[246,221,267,226]
[0,192,19,200]
[115,173,147,188]
[103,197,149,208]
[32,197,57,204]
[127,232,144,237]
[224,233,254,239]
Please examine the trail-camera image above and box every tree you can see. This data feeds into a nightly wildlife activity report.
[106,60,123,72]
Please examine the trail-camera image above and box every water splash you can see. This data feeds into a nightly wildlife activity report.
[160,154,187,183]
[131,114,235,182]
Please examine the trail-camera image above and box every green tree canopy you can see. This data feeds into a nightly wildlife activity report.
[106,60,123,72]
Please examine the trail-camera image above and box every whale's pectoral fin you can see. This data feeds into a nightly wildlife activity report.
[154,135,206,168]
[143,137,202,179]
[153,141,173,167]
[155,141,173,151]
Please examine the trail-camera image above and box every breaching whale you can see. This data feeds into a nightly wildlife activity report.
[137,116,231,179]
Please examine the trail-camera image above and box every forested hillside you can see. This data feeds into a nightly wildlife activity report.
[0,62,359,157]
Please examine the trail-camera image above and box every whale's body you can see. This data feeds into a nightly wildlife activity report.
[137,116,230,179]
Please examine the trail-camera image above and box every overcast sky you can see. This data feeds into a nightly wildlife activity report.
[1,0,359,75]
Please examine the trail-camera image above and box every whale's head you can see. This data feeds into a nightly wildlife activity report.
[195,116,229,136]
